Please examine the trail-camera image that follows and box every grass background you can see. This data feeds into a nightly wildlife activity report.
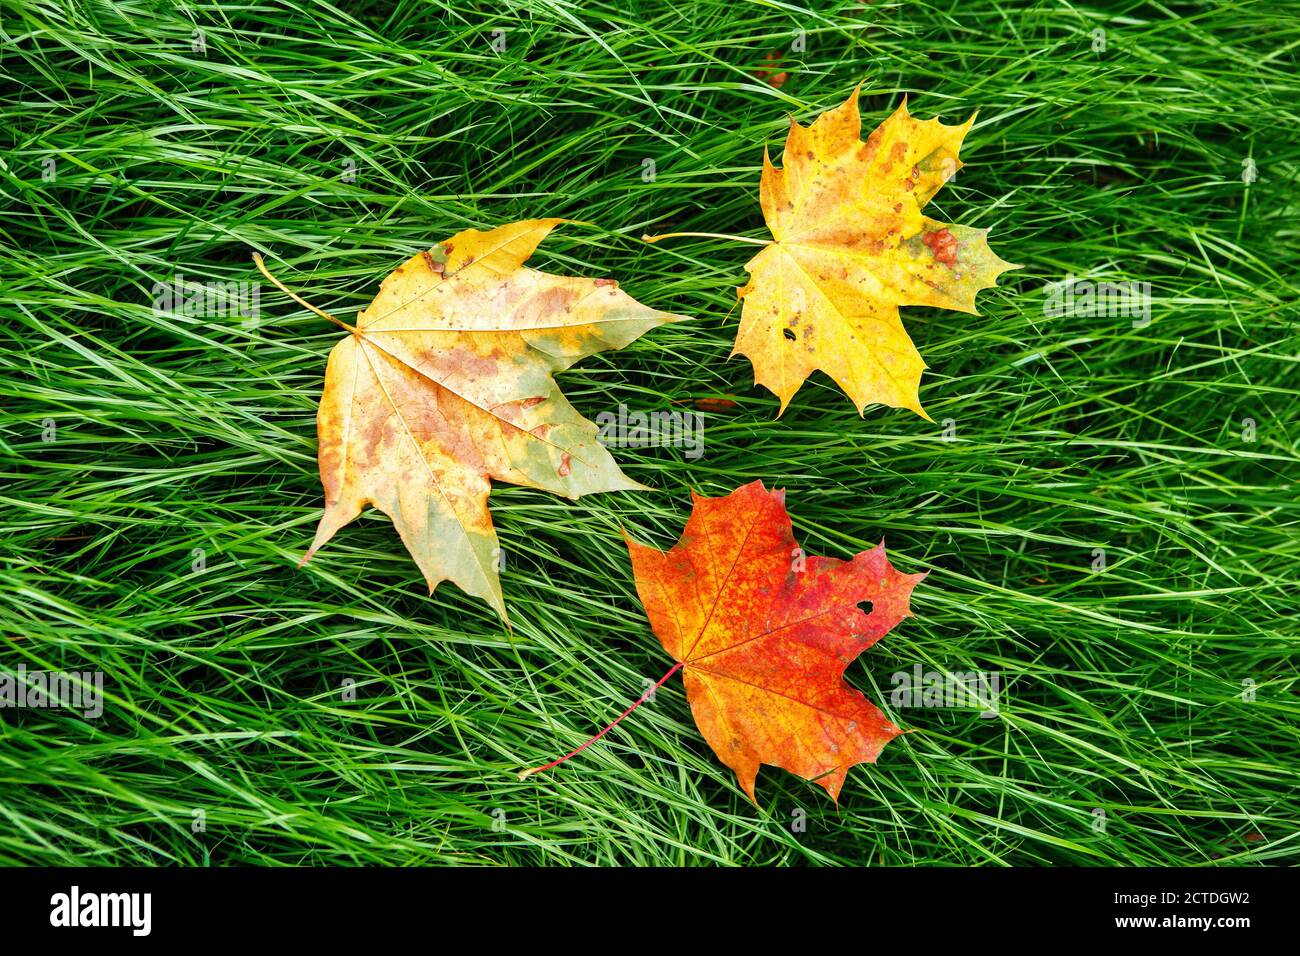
[1,0,1297,866]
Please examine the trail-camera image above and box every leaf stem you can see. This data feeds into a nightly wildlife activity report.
[518,661,685,780]
[252,252,356,333]
[642,231,772,246]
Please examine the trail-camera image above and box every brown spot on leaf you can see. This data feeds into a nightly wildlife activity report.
[557,452,572,477]
[864,130,882,162]
[922,228,958,267]
[535,285,578,316]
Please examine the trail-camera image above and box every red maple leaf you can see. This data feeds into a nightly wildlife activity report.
[523,480,925,803]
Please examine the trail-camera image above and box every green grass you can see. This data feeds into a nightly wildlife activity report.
[1,0,1297,866]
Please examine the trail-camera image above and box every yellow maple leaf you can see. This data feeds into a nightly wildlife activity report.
[262,219,681,621]
[734,87,1019,418]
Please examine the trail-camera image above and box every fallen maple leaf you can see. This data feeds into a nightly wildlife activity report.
[522,480,924,803]
[647,87,1018,418]
[258,219,681,620]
